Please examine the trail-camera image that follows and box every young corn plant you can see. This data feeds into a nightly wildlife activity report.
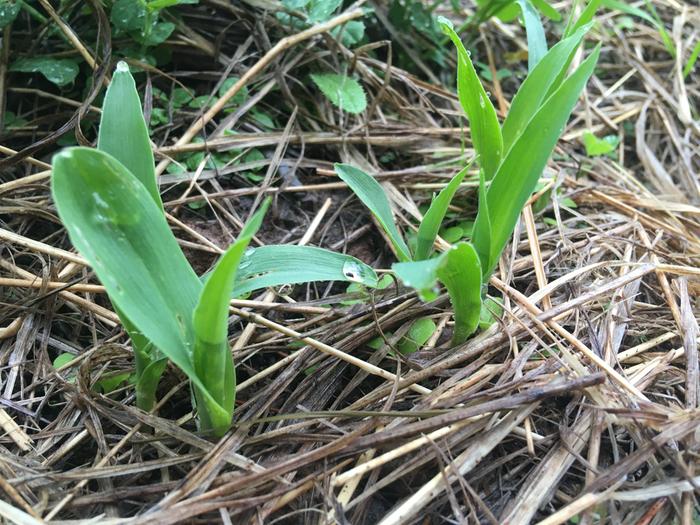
[336,19,600,345]
[52,62,377,436]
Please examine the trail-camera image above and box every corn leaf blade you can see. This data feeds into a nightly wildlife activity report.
[51,147,229,422]
[233,245,378,296]
[501,23,591,150]
[474,45,601,276]
[439,16,503,180]
[334,163,411,262]
[472,172,492,274]
[192,200,270,436]
[97,62,161,208]
[515,0,547,71]
[393,242,482,344]
[414,162,472,261]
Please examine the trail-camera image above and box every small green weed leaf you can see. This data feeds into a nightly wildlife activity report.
[111,0,147,32]
[394,242,482,344]
[97,62,161,209]
[582,131,619,156]
[147,0,198,8]
[515,0,547,71]
[144,21,175,46]
[308,0,342,23]
[414,161,472,261]
[439,17,503,180]
[310,74,367,114]
[440,226,464,243]
[193,199,270,435]
[218,77,249,105]
[397,318,437,355]
[0,1,21,29]
[233,245,378,296]
[334,163,411,262]
[11,57,79,87]
[501,23,591,150]
[53,353,75,370]
[331,20,365,46]
[474,45,601,276]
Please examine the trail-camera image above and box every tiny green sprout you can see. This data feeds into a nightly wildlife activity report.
[51,62,377,437]
[336,14,599,346]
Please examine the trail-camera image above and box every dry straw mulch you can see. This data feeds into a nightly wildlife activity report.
[0,1,699,523]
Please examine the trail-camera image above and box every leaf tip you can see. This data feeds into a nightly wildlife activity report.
[115,61,130,73]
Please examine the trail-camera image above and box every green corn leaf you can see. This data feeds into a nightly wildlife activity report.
[472,172,492,274]
[393,242,482,344]
[135,357,168,410]
[684,40,700,79]
[51,147,229,429]
[438,16,503,180]
[334,163,412,262]
[563,0,600,37]
[530,0,561,21]
[233,245,378,296]
[414,160,473,261]
[501,23,591,151]
[192,199,270,436]
[473,45,601,277]
[515,0,547,71]
[97,62,161,208]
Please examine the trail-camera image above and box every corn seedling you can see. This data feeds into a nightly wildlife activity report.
[51,62,377,436]
[336,18,599,345]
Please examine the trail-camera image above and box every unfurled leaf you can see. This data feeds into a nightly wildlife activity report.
[515,0,547,71]
[501,24,592,150]
[98,61,161,208]
[11,57,79,87]
[393,242,482,344]
[530,0,561,21]
[438,17,503,180]
[311,73,367,114]
[473,45,601,277]
[334,163,411,262]
[233,245,378,296]
[192,199,270,435]
[414,161,473,261]
[472,172,492,274]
